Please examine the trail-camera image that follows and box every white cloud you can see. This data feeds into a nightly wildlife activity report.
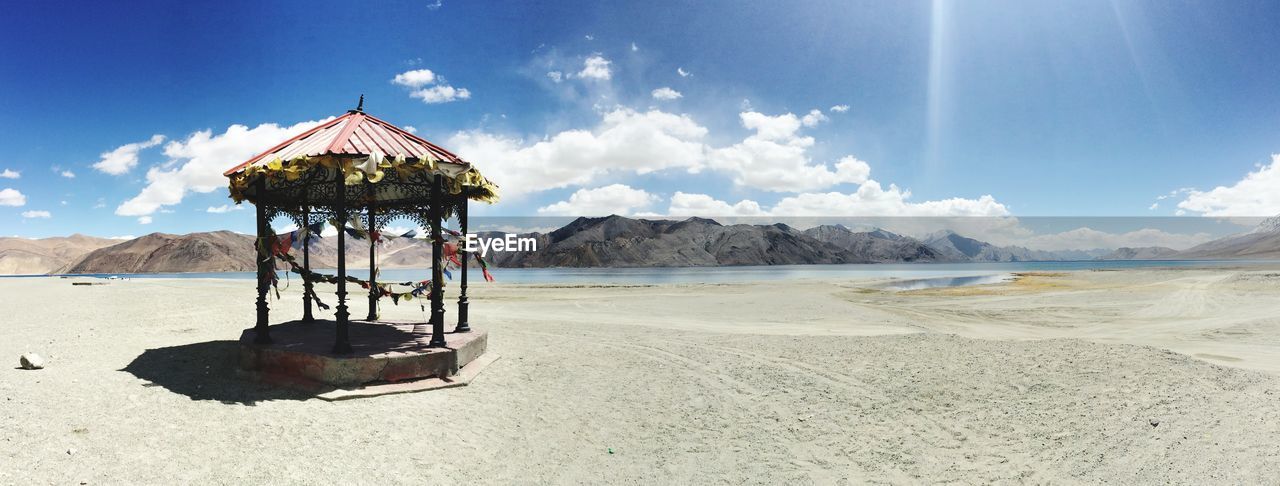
[652,188,1022,242]
[410,85,471,104]
[537,184,657,215]
[1018,227,1213,251]
[739,111,802,141]
[59,170,75,178]
[0,188,25,206]
[857,218,1210,252]
[451,108,880,198]
[578,55,612,80]
[92,134,165,175]
[1177,154,1280,216]
[833,156,871,184]
[21,210,51,219]
[1148,202,1159,210]
[137,216,152,225]
[667,192,766,216]
[1157,187,1193,200]
[655,188,1009,223]
[584,34,595,41]
[426,0,442,10]
[445,103,1002,219]
[403,125,418,134]
[769,182,1011,217]
[546,71,564,83]
[206,204,245,214]
[660,183,1007,219]
[109,235,135,240]
[393,68,471,104]
[677,67,691,77]
[830,104,850,113]
[392,69,436,88]
[116,119,327,217]
[631,42,639,52]
[705,112,870,192]
[651,87,682,100]
[0,169,18,179]
[801,109,828,127]
[448,108,708,198]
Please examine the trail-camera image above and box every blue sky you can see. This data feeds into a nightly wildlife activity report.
[4,0,1280,244]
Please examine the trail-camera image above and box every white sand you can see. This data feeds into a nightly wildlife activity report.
[2,269,1279,483]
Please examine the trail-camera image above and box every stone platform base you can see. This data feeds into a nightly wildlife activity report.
[316,352,499,401]
[238,320,488,391]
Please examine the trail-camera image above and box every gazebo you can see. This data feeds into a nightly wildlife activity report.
[224,99,499,391]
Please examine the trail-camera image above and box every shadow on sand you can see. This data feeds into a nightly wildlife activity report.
[120,339,315,405]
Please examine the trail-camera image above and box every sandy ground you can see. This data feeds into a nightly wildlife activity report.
[3,268,1280,483]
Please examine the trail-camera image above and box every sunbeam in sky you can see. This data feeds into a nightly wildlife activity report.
[924,0,953,179]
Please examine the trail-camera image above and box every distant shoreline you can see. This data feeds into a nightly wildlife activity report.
[7,260,1280,286]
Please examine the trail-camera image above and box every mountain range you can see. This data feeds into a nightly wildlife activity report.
[2,230,437,275]
[1096,246,1180,260]
[922,231,1107,262]
[481,217,947,267]
[0,234,119,274]
[481,217,1119,268]
[4,214,1280,274]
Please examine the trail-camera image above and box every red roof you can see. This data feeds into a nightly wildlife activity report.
[224,111,466,176]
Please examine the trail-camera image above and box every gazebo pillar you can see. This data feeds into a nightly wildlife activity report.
[455,197,471,333]
[301,207,314,323]
[253,184,272,344]
[366,195,379,321]
[428,174,447,347]
[333,175,352,354]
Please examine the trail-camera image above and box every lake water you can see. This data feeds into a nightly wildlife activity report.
[880,274,1015,291]
[25,260,1277,287]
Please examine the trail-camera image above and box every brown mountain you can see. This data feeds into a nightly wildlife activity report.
[0,234,119,274]
[58,231,259,274]
[52,230,441,275]
[1174,215,1280,260]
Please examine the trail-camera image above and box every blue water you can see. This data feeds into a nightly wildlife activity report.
[881,274,1014,291]
[20,260,1277,285]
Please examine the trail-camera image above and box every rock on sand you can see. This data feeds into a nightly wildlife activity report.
[19,353,44,370]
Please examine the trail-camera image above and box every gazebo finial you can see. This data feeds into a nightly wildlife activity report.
[353,94,365,113]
